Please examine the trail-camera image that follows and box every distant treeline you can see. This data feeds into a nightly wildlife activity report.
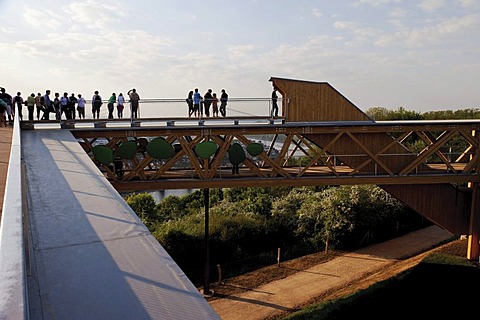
[366,106,480,121]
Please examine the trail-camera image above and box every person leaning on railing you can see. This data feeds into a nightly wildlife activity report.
[220,89,228,117]
[128,88,140,119]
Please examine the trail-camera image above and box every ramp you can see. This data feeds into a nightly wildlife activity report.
[22,130,219,319]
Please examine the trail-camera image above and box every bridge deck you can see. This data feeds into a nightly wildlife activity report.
[22,129,219,319]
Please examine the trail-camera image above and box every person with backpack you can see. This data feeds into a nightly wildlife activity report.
[92,90,102,119]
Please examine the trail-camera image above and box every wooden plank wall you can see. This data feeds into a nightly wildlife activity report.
[270,77,371,122]
[381,184,471,235]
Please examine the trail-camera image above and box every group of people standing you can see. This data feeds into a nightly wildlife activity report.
[186,88,228,118]
[0,87,141,124]
[1,86,280,125]
[91,88,140,120]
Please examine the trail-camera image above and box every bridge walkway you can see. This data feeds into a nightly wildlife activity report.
[21,129,219,319]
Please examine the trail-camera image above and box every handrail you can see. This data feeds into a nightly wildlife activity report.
[44,97,288,121]
[0,114,28,319]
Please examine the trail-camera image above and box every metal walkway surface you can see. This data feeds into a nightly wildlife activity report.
[22,129,219,320]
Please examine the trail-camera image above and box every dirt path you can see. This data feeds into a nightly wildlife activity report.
[208,225,454,320]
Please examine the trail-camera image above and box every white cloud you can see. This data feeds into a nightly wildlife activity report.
[64,1,125,31]
[457,0,478,8]
[312,8,323,17]
[418,0,447,12]
[375,13,479,48]
[354,0,401,7]
[389,7,407,18]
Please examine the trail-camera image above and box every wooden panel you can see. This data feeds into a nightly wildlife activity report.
[381,184,471,235]
[270,77,371,122]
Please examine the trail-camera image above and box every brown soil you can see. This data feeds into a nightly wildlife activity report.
[205,238,474,318]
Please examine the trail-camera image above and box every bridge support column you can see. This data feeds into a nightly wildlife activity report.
[203,188,213,296]
[467,182,480,261]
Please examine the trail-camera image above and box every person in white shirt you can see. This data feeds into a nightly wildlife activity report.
[77,94,86,119]
[117,92,125,118]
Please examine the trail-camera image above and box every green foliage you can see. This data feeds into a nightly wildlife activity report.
[181,190,205,211]
[156,195,184,221]
[366,106,480,121]
[271,187,314,245]
[124,192,158,226]
[421,252,475,267]
[366,106,423,120]
[423,108,480,120]
[131,185,426,286]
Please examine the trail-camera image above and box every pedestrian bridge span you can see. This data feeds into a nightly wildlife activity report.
[2,76,480,319]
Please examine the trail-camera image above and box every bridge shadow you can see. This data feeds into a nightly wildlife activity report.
[214,294,295,313]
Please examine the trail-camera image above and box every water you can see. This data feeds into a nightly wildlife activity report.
[150,189,197,203]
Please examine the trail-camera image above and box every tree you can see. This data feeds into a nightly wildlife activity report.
[366,106,423,120]
[124,192,158,227]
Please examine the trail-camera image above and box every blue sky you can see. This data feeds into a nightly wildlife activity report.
[0,0,478,112]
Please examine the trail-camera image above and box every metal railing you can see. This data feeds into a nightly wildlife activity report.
[22,97,288,130]
[62,97,287,120]
[0,114,28,319]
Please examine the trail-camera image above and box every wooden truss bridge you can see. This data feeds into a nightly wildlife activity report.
[23,77,480,261]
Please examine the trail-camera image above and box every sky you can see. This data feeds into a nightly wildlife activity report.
[0,0,479,113]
